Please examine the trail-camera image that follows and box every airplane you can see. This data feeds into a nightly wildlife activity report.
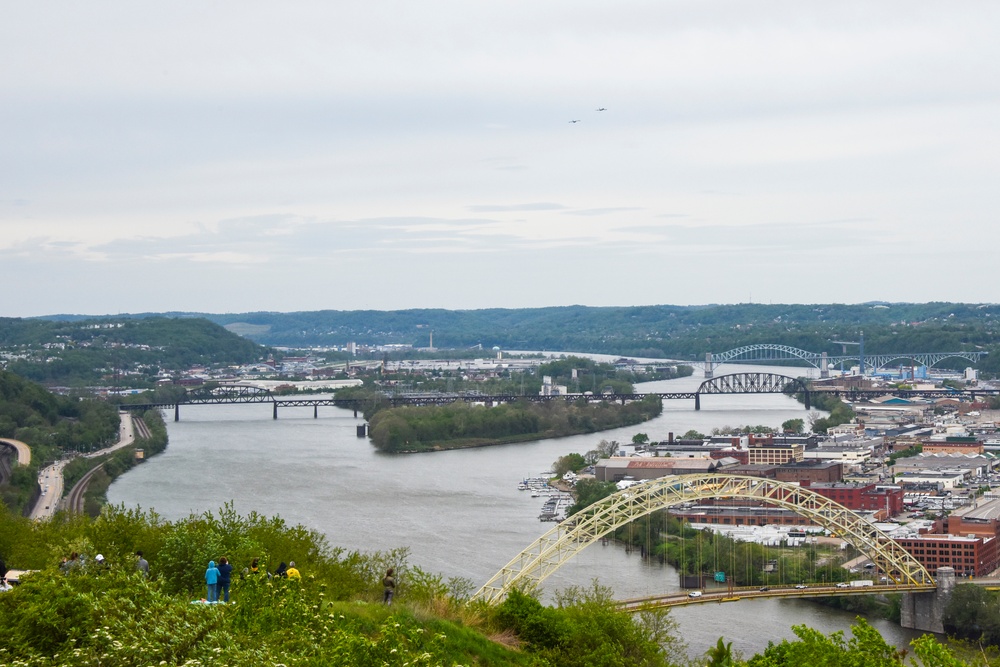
[569,119,581,123]
[596,107,607,111]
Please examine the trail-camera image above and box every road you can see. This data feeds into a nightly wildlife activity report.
[0,438,31,466]
[617,581,935,611]
[29,459,67,520]
[29,412,136,520]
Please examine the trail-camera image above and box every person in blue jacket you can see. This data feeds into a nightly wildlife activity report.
[205,560,221,602]
[217,557,233,603]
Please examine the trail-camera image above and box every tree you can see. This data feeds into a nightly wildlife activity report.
[781,419,804,434]
[632,433,649,445]
[943,584,1000,645]
[568,479,618,515]
[682,429,705,440]
[553,453,587,476]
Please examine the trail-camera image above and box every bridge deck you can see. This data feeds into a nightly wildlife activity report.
[617,582,937,611]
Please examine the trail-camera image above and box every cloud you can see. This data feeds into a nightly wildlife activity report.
[565,207,642,217]
[467,203,567,212]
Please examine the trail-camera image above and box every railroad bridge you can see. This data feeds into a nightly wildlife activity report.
[120,372,813,420]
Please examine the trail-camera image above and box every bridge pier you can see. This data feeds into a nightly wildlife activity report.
[803,391,810,411]
[900,567,954,634]
[174,404,180,422]
[694,393,701,411]
[314,405,318,418]
[273,403,278,420]
[704,353,713,378]
[820,352,829,378]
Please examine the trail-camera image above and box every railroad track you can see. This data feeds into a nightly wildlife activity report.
[133,417,151,440]
[63,464,103,514]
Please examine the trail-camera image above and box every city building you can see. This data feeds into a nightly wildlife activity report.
[747,440,805,465]
[773,460,844,484]
[800,481,904,519]
[946,498,1000,539]
[890,534,999,577]
[594,457,730,482]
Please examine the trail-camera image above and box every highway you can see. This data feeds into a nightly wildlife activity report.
[29,412,136,520]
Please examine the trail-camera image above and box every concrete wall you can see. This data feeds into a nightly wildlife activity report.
[900,566,955,634]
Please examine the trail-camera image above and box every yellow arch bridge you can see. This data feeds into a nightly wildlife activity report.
[472,474,936,608]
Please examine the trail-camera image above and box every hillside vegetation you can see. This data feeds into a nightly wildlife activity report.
[0,370,120,511]
[0,502,676,666]
[0,502,989,666]
[184,303,1000,369]
[1,316,266,386]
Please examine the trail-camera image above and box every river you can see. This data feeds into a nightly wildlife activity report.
[107,362,928,658]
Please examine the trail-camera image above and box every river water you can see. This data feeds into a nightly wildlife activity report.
[107,363,928,658]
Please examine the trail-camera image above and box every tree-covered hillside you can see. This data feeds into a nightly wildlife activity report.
[32,303,1000,374]
[198,303,1000,359]
[1,317,267,386]
[0,370,120,510]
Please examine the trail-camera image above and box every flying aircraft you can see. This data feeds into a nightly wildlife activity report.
[596,107,607,111]
[569,119,581,123]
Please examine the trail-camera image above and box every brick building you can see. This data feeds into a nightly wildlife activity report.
[774,460,844,484]
[891,534,999,577]
[801,481,904,519]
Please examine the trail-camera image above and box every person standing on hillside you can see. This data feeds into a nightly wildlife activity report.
[205,560,221,602]
[382,568,396,605]
[217,557,233,603]
[135,551,149,577]
[286,561,301,580]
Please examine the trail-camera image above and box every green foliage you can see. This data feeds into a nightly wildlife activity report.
[1,316,266,387]
[0,370,121,513]
[791,390,855,434]
[707,637,737,667]
[944,584,1000,646]
[887,444,923,466]
[746,618,906,667]
[368,396,663,453]
[494,583,671,666]
[781,418,804,434]
[552,452,587,476]
[739,617,977,666]
[189,304,1000,372]
[0,501,536,666]
[567,479,618,516]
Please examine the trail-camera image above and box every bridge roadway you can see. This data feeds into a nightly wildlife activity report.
[616,581,936,611]
[118,385,999,418]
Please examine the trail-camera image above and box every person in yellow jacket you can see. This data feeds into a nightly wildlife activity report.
[286,561,301,580]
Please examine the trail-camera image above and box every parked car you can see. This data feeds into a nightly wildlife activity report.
[688,591,703,598]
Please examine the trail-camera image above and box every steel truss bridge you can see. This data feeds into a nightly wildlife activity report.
[118,372,815,419]
[117,371,1000,420]
[471,474,936,607]
[700,344,986,378]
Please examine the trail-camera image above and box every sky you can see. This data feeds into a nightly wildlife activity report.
[2,1,999,317]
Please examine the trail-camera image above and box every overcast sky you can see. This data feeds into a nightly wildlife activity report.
[2,2,999,317]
